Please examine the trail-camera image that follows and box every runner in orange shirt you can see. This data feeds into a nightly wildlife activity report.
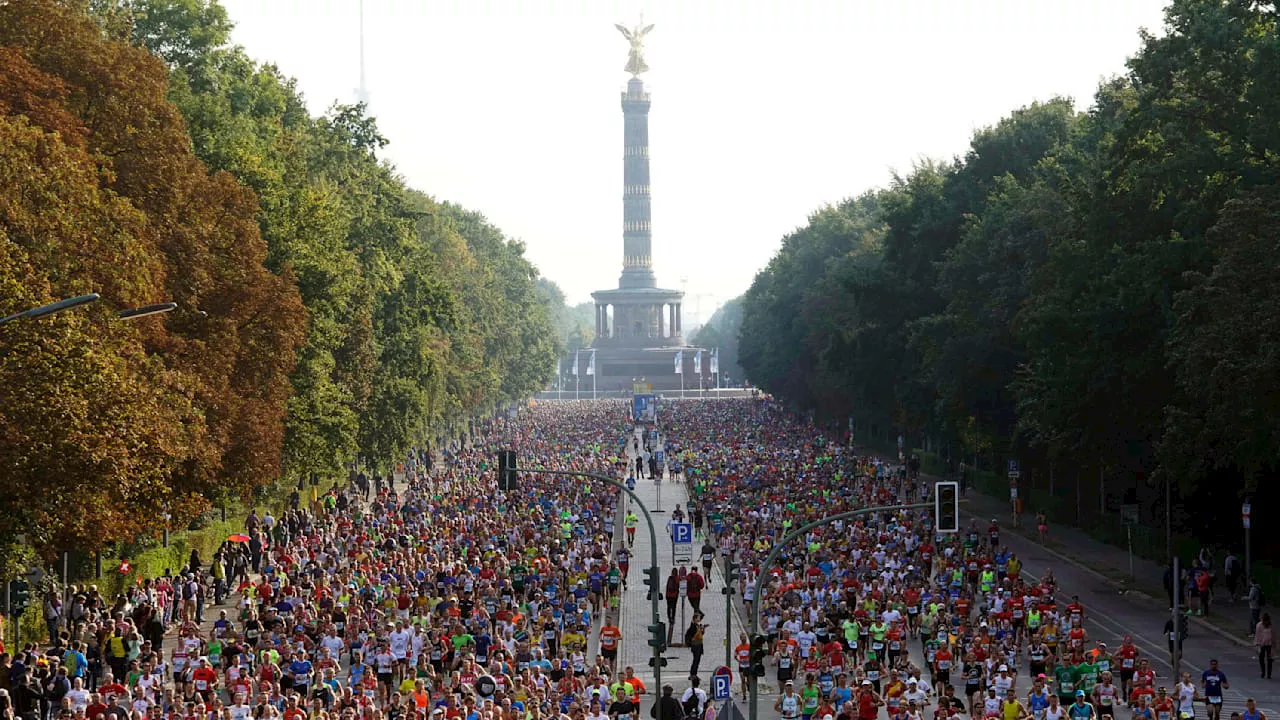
[735,632,753,698]
[599,622,623,673]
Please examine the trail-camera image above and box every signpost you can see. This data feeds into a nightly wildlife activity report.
[1121,504,1140,578]
[1243,502,1252,581]
[713,666,733,701]
[673,522,694,564]
[1007,459,1022,528]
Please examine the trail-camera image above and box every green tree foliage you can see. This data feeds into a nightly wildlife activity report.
[739,0,1280,545]
[113,0,559,475]
[691,296,745,382]
[538,279,596,353]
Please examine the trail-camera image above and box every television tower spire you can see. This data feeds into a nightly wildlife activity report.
[355,0,370,105]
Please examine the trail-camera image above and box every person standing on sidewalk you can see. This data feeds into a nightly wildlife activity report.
[652,685,685,720]
[684,614,706,679]
[1254,613,1273,679]
[685,569,705,615]
[665,570,681,630]
[1247,579,1264,633]
[679,677,707,719]
[1224,553,1242,602]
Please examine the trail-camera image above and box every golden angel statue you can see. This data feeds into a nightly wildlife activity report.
[615,20,655,76]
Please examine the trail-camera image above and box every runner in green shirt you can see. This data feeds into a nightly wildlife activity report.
[800,676,821,718]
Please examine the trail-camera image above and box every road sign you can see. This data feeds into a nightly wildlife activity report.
[673,523,693,544]
[1007,459,1020,478]
[674,523,694,565]
[1242,503,1251,529]
[713,667,732,700]
[1121,504,1140,526]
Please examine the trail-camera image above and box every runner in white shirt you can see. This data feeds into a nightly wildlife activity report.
[321,630,345,662]
[66,680,89,713]
[903,678,931,708]
[388,622,411,682]
[131,692,150,717]
[1175,675,1197,718]
[230,693,253,720]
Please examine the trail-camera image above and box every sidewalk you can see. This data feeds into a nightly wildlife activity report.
[956,482,1260,645]
[617,431,755,701]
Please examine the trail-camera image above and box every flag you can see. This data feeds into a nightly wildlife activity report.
[586,351,596,376]
[710,348,720,374]
[571,352,579,376]
[674,350,683,374]
[694,350,702,374]
[118,559,132,574]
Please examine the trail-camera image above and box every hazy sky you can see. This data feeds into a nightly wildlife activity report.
[220,0,1169,321]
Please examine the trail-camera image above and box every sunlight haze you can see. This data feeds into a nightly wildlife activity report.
[219,0,1169,316]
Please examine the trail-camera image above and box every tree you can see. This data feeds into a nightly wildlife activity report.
[1164,188,1280,491]
[691,296,744,382]
[0,0,306,560]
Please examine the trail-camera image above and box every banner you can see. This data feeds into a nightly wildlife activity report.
[571,352,579,376]
[674,350,683,374]
[633,394,657,423]
[710,348,720,374]
[694,350,702,374]
[586,351,596,376]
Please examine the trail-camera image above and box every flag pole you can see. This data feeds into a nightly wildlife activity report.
[716,348,721,390]
[575,350,580,400]
[592,350,597,400]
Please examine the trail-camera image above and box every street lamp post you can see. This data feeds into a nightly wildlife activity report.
[507,461,669,717]
[1,296,179,326]
[0,294,101,325]
[118,302,178,320]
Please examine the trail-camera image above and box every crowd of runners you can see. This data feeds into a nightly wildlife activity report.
[0,404,651,720]
[662,401,1266,720]
[0,399,1269,720]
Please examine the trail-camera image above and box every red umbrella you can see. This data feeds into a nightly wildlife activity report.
[226,533,250,543]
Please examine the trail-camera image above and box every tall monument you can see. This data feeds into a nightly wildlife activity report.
[589,19,687,388]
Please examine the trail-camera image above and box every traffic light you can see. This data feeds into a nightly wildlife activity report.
[496,450,517,491]
[642,566,659,602]
[10,579,30,617]
[935,481,959,534]
[749,634,769,677]
[647,622,667,652]
[722,558,740,595]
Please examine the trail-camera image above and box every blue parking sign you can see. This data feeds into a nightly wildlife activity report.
[673,523,693,544]
[712,667,732,700]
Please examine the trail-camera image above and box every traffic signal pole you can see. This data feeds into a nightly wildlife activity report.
[507,463,669,717]
[747,501,934,720]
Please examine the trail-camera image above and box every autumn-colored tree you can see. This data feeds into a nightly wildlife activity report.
[0,0,305,564]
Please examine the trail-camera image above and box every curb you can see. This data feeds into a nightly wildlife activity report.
[961,506,1253,650]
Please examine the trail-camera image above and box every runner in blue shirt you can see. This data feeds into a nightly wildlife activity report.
[1201,659,1229,720]
[1068,691,1096,720]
